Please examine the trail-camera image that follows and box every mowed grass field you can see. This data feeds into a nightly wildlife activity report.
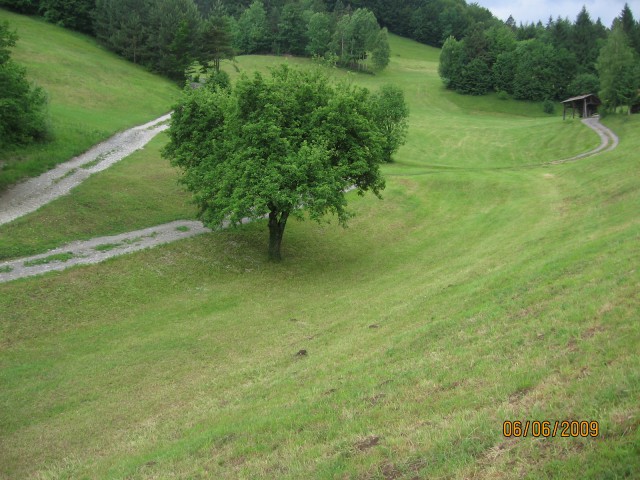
[0,8,180,190]
[1,23,639,480]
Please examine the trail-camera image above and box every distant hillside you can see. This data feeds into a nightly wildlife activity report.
[0,8,180,189]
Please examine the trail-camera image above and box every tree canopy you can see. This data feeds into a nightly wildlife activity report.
[438,4,639,103]
[163,65,407,260]
[597,24,640,113]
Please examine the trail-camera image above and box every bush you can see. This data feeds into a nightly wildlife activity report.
[0,21,49,149]
[543,99,556,114]
[497,90,509,100]
[205,69,230,91]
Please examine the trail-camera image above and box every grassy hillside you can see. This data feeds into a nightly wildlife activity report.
[0,9,180,189]
[0,33,638,479]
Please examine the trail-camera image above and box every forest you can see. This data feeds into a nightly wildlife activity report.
[0,0,500,80]
[438,4,640,111]
[1,0,639,151]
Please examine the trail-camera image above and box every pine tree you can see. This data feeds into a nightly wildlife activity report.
[200,14,234,71]
[571,6,598,73]
[619,3,640,55]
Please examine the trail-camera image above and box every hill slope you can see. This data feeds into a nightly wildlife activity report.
[0,32,638,479]
[0,9,180,189]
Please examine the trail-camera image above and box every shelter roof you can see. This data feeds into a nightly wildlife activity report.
[562,94,600,103]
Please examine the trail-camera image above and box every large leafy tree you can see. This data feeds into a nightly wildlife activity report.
[512,39,576,100]
[597,24,640,113]
[371,26,390,70]
[276,1,307,55]
[438,35,465,91]
[370,84,409,162]
[234,0,270,54]
[332,8,381,70]
[163,65,388,261]
[0,21,48,149]
[306,11,332,56]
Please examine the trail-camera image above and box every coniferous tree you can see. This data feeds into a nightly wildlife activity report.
[146,0,201,80]
[619,3,640,55]
[199,13,234,71]
[571,6,598,73]
[94,0,150,65]
[39,0,95,34]
[0,0,40,13]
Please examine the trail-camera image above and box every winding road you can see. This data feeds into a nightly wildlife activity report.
[0,116,620,283]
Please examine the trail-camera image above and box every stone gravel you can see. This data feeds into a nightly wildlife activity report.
[0,113,172,226]
[0,220,210,283]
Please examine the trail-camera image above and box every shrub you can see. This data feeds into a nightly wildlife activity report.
[543,99,556,114]
[0,21,49,149]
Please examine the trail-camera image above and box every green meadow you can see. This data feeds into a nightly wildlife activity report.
[0,20,638,480]
[0,8,180,189]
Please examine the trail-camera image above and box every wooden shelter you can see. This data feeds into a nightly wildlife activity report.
[562,94,601,120]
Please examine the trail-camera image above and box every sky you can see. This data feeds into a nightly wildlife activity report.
[471,0,633,28]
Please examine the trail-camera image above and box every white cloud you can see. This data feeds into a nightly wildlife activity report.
[473,0,631,28]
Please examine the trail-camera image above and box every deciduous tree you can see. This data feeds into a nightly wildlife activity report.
[371,27,390,70]
[597,24,640,113]
[163,65,388,261]
[370,84,409,162]
[234,0,269,54]
[306,11,332,56]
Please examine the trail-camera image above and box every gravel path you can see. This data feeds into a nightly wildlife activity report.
[0,115,620,283]
[549,117,619,164]
[0,113,171,226]
[0,220,208,283]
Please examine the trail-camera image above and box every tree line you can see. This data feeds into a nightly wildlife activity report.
[0,0,397,80]
[438,4,640,112]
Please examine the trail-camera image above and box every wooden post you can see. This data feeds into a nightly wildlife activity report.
[563,102,566,120]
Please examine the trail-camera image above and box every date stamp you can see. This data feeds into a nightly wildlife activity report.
[503,420,599,438]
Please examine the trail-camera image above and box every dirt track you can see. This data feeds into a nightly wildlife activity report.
[549,117,619,164]
[0,113,171,226]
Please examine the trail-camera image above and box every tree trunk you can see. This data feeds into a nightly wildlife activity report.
[268,210,289,261]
